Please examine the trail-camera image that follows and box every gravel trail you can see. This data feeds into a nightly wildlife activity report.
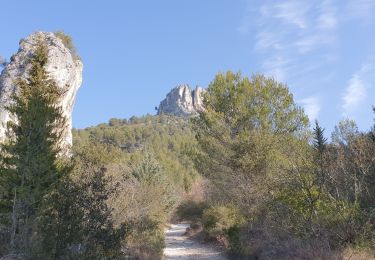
[163,223,227,260]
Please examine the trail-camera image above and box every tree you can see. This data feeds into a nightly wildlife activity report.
[313,120,327,153]
[313,120,328,189]
[0,42,68,254]
[370,107,375,143]
[35,156,126,259]
[193,71,309,214]
[331,118,359,145]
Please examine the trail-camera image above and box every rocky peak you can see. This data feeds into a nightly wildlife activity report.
[0,31,83,151]
[157,84,205,117]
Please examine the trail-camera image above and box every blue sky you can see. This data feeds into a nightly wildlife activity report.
[1,0,374,134]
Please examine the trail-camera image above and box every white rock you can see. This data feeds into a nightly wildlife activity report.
[0,32,83,152]
[158,85,205,117]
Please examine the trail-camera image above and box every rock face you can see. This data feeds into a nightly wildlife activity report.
[157,85,205,117]
[0,32,83,150]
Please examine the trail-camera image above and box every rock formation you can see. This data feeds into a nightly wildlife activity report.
[0,32,83,150]
[157,84,205,117]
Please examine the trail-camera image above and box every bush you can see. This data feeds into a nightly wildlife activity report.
[202,205,244,238]
[124,218,165,259]
[355,209,375,252]
[176,200,208,221]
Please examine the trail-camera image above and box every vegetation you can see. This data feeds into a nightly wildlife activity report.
[0,43,70,255]
[192,71,375,259]
[72,114,200,258]
[0,43,125,259]
[54,31,80,61]
[0,34,373,259]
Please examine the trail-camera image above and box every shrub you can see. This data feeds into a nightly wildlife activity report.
[124,218,165,259]
[202,205,244,237]
[355,209,375,252]
[54,31,80,60]
[176,200,208,221]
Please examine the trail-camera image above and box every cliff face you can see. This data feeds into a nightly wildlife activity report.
[157,85,205,117]
[0,32,83,150]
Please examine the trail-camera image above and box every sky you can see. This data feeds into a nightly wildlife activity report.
[0,0,374,134]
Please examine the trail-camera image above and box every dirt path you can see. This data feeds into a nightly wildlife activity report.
[163,223,227,260]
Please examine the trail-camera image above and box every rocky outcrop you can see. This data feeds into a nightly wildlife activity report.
[0,32,83,150]
[157,85,205,117]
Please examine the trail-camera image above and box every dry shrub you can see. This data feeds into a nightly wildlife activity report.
[229,224,339,260]
[341,247,375,260]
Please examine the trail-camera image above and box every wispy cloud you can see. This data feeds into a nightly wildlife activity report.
[342,64,372,115]
[300,97,320,122]
[237,0,375,129]
[255,31,283,51]
[272,1,311,29]
[294,34,335,54]
[317,0,338,29]
[240,0,338,81]
[262,55,290,81]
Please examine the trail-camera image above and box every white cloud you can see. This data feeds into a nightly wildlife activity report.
[317,0,338,29]
[272,1,310,29]
[342,64,370,114]
[294,34,335,53]
[262,55,290,81]
[243,0,338,81]
[237,0,375,128]
[317,13,337,29]
[300,97,320,121]
[255,31,283,51]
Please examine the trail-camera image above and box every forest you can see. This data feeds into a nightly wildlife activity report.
[0,37,374,259]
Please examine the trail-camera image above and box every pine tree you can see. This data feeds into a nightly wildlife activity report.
[0,41,68,254]
[313,120,328,192]
[313,120,327,153]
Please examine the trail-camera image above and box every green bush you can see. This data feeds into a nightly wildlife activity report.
[124,218,165,259]
[176,200,208,221]
[202,205,244,237]
[226,225,243,254]
[354,209,375,251]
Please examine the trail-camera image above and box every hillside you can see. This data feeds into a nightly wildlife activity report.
[73,114,199,191]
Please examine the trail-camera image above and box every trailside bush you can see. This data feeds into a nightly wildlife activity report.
[176,200,208,221]
[123,218,165,259]
[202,205,244,238]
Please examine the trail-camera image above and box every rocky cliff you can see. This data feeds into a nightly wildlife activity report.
[0,32,83,150]
[157,85,205,117]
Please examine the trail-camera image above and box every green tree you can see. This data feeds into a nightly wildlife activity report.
[36,176,84,258]
[0,42,69,254]
[313,120,328,190]
[193,71,308,212]
[370,107,375,143]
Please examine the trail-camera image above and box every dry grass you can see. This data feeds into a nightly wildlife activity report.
[341,248,375,260]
